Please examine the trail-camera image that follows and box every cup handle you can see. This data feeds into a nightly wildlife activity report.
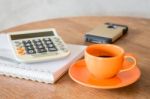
[119,53,136,72]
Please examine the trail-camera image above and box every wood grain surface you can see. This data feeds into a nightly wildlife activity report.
[0,16,150,99]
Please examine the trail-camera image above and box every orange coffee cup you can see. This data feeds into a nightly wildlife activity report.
[85,44,136,80]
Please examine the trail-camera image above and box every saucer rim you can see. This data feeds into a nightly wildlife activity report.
[69,59,141,89]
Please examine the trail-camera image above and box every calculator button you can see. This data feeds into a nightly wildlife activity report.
[33,41,42,45]
[14,41,22,46]
[43,38,51,41]
[48,47,57,51]
[17,49,25,54]
[37,48,47,53]
[17,48,25,55]
[16,45,22,48]
[33,41,44,48]
[43,38,53,44]
[35,41,43,45]
[26,49,36,54]
[25,46,34,50]
[33,39,43,45]
[22,40,32,47]
[25,43,33,47]
[35,44,44,49]
[44,40,52,44]
[22,40,32,44]
[46,43,54,48]
[38,45,44,49]
[18,51,25,55]
[33,39,41,42]
[17,47,25,51]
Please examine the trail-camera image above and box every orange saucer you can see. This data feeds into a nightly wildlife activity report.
[69,59,141,89]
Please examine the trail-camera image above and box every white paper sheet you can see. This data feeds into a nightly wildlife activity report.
[0,33,86,83]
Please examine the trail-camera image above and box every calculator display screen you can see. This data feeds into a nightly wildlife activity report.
[11,31,55,40]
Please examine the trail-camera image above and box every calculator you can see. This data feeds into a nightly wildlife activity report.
[7,28,70,63]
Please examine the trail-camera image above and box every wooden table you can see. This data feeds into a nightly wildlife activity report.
[0,16,150,99]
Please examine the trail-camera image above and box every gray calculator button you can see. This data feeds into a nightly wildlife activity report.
[25,46,34,50]
[37,48,47,53]
[45,41,52,44]
[43,39,53,45]
[43,38,51,41]
[46,44,54,48]
[33,39,41,42]
[36,45,45,49]
[23,40,32,47]
[14,41,22,46]
[23,40,32,44]
[33,40,42,45]
[25,43,32,47]
[48,47,57,51]
[27,49,36,54]
[14,41,21,44]
[36,42,43,45]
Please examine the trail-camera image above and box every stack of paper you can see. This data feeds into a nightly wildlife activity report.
[0,33,86,83]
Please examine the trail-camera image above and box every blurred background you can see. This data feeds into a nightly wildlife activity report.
[0,0,150,30]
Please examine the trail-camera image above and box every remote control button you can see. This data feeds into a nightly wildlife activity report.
[37,48,47,53]
[48,47,57,51]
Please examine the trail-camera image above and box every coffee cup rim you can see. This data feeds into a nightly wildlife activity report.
[85,44,124,59]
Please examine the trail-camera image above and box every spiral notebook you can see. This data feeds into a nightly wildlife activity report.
[0,34,86,83]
